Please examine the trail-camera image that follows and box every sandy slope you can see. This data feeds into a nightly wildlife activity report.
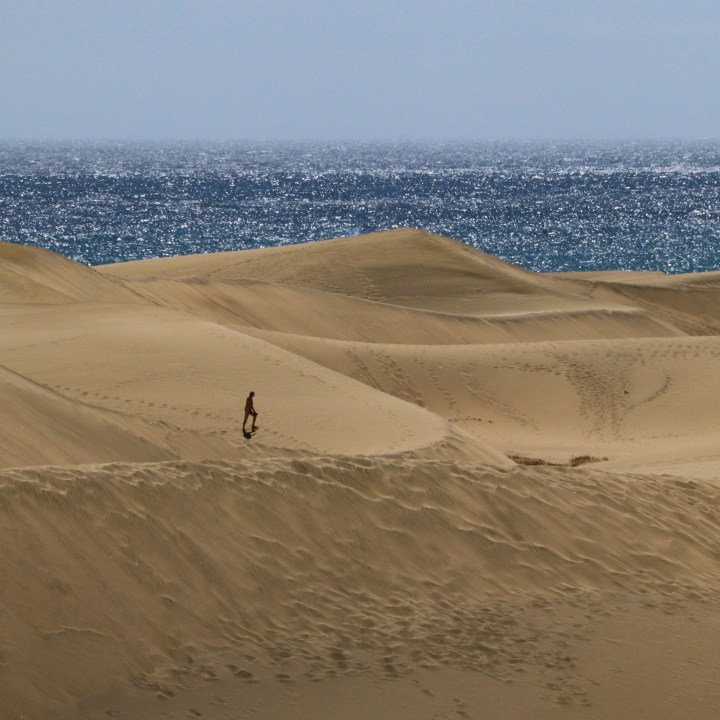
[4,459,720,719]
[3,230,720,719]
[254,333,720,471]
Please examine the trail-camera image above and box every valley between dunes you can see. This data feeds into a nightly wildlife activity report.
[3,229,720,719]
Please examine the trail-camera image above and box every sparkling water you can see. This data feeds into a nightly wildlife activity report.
[1,140,720,273]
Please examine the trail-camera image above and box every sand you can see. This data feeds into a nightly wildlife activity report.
[2,228,720,719]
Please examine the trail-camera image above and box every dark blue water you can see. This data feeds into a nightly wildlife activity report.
[1,141,720,273]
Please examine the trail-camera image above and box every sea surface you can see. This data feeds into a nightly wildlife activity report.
[1,141,720,273]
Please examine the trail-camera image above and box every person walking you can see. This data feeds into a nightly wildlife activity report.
[243,391,258,433]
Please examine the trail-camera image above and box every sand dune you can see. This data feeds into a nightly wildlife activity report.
[0,241,139,304]
[102,228,669,316]
[3,230,720,718]
[96,274,683,345]
[0,302,499,464]
[254,333,720,471]
[4,458,720,718]
[0,362,175,466]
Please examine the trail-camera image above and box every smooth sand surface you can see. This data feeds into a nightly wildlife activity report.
[3,228,720,719]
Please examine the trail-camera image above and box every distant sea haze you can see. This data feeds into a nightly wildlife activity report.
[1,140,720,273]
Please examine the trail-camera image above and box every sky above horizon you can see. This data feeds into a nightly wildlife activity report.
[1,0,719,142]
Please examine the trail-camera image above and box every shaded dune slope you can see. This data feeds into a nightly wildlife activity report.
[0,241,139,304]
[0,363,174,466]
[3,457,720,717]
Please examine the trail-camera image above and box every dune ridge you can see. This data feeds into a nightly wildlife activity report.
[0,241,139,305]
[3,229,720,718]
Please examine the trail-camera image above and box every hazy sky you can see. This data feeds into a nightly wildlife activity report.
[1,0,719,141]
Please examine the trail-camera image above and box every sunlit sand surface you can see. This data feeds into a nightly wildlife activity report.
[3,229,720,718]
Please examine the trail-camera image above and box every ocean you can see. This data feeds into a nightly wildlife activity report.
[1,140,720,273]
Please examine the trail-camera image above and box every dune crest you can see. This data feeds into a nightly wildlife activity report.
[3,230,720,718]
[0,241,138,304]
